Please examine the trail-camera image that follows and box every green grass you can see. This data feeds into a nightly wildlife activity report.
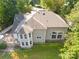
[0,43,63,59]
[0,52,12,59]
[15,43,63,59]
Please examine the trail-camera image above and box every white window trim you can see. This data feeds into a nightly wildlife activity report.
[22,42,24,46]
[51,32,57,39]
[20,34,23,39]
[24,34,27,39]
[57,31,63,39]
[51,31,64,39]
[29,33,31,38]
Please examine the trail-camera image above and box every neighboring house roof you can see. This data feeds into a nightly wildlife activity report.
[12,8,69,34]
[12,14,25,33]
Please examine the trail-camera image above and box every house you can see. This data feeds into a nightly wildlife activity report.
[12,8,69,48]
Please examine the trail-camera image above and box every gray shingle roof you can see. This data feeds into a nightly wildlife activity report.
[11,14,25,33]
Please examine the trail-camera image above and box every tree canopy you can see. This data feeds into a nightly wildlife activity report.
[0,0,32,31]
[0,0,17,30]
[16,0,32,13]
[60,0,78,16]
[60,1,79,59]
[40,0,64,13]
[66,1,79,21]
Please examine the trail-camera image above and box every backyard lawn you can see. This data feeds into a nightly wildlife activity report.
[0,43,63,59]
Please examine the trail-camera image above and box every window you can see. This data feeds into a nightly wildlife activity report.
[52,32,57,39]
[24,34,27,39]
[52,35,56,38]
[29,33,31,37]
[30,41,32,44]
[26,42,28,45]
[22,42,24,46]
[37,36,41,39]
[20,34,23,39]
[57,35,62,38]
[57,32,63,39]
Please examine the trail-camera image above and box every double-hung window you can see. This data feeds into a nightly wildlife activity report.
[20,34,23,39]
[52,32,57,39]
[30,41,32,44]
[22,42,24,46]
[24,34,27,39]
[29,33,31,37]
[57,32,63,39]
[26,42,28,45]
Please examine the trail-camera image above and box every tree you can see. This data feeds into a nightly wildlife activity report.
[0,0,32,31]
[0,0,17,30]
[16,0,32,13]
[40,0,64,13]
[66,1,79,21]
[31,0,40,6]
[60,0,78,16]
[60,24,79,59]
[60,1,79,59]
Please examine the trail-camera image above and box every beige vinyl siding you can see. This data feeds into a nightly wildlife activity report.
[46,27,68,40]
[32,29,46,43]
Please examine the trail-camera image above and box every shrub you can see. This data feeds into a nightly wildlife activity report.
[0,42,7,49]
